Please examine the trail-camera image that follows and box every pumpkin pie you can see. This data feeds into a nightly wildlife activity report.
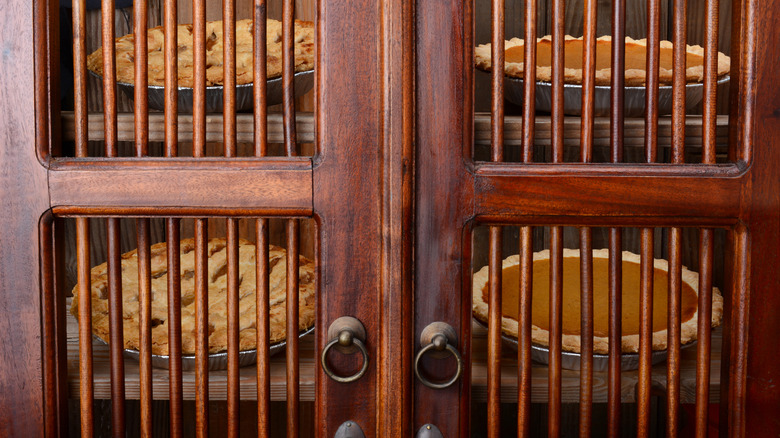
[475,35,730,87]
[472,249,723,354]
[87,18,315,87]
[70,237,316,356]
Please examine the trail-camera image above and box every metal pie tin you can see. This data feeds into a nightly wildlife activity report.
[474,319,694,371]
[97,325,314,371]
[503,75,730,117]
[99,70,314,113]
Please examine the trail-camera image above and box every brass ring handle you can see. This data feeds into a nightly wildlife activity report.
[321,323,369,383]
[414,333,463,389]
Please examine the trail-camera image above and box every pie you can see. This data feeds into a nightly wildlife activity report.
[87,18,315,87]
[472,249,724,354]
[70,237,316,356]
[474,35,731,87]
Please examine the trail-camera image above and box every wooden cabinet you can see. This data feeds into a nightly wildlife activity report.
[0,0,778,436]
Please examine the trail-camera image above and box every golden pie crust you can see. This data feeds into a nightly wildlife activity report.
[475,35,731,87]
[472,249,723,354]
[87,19,315,87]
[70,237,316,356]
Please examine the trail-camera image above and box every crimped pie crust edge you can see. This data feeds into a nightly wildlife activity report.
[474,35,731,87]
[472,248,724,354]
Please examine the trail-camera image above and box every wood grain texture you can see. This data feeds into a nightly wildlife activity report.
[314,0,381,434]
[0,0,48,435]
[48,158,312,210]
[743,0,780,431]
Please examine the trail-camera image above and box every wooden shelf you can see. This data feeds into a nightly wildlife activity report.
[471,320,722,404]
[68,309,721,404]
[66,303,317,402]
[59,112,729,152]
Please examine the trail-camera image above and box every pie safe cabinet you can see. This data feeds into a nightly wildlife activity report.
[0,0,779,436]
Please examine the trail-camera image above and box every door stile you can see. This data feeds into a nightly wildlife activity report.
[0,0,49,435]
[314,0,384,434]
[377,0,416,435]
[743,0,780,432]
[414,0,475,434]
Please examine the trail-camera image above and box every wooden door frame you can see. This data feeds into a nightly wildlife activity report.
[413,0,779,436]
[0,0,415,437]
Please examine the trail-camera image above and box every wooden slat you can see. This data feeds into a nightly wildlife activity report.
[578,228,593,438]
[254,0,268,157]
[521,0,537,163]
[136,219,153,438]
[224,0,237,159]
[580,0,596,163]
[487,227,502,438]
[40,216,58,438]
[517,226,533,437]
[607,228,622,438]
[192,0,207,158]
[471,321,724,403]
[695,228,714,438]
[667,227,683,436]
[65,298,318,401]
[256,219,271,437]
[227,219,240,438]
[76,217,94,438]
[106,218,126,437]
[490,0,504,163]
[548,227,563,438]
[702,0,719,164]
[551,0,564,164]
[637,228,653,438]
[286,219,300,438]
[194,219,209,438]
[101,0,118,159]
[164,0,178,159]
[645,0,660,163]
[671,0,687,165]
[283,0,297,157]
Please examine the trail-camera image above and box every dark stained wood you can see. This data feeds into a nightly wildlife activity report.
[414,0,474,432]
[578,228,593,438]
[166,219,184,438]
[226,219,241,438]
[376,0,415,434]
[548,227,563,438]
[474,165,743,225]
[695,228,714,438]
[743,0,780,432]
[666,227,683,436]
[255,219,270,437]
[283,0,297,157]
[607,229,622,438]
[106,218,127,437]
[48,159,312,211]
[77,217,94,438]
[314,0,382,433]
[2,0,779,435]
[517,226,533,437]
[285,219,300,438]
[194,219,209,438]
[636,228,653,437]
[136,219,154,438]
[487,227,503,438]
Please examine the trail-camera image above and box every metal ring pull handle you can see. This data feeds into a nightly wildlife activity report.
[414,322,463,389]
[321,316,369,383]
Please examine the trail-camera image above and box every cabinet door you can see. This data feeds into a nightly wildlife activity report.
[0,0,409,436]
[412,0,780,436]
